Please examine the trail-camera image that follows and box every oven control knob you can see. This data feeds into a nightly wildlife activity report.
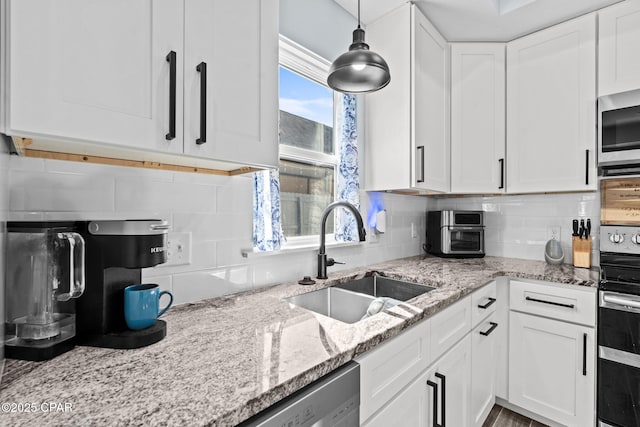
[610,233,624,244]
[632,234,640,245]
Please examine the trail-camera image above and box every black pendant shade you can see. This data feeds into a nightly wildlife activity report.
[327,0,390,94]
[327,28,391,94]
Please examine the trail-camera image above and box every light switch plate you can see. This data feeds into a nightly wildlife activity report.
[164,232,192,266]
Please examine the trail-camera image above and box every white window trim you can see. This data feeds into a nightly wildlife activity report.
[278,35,343,250]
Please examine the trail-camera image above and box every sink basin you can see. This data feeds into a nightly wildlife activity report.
[334,275,435,301]
[286,275,434,324]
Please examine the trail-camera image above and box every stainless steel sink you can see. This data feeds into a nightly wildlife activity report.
[286,275,434,324]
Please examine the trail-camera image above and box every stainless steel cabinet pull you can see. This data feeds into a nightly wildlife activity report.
[525,296,575,309]
[165,51,177,141]
[426,380,441,427]
[435,373,446,427]
[480,322,498,336]
[196,62,207,145]
[478,297,496,309]
[417,146,425,183]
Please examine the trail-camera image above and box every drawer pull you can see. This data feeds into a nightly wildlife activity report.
[480,322,498,336]
[435,373,446,427]
[478,297,496,309]
[426,380,441,427]
[525,296,575,309]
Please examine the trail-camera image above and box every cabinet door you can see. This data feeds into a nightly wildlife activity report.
[363,370,429,427]
[413,6,450,193]
[451,44,505,194]
[183,0,278,168]
[5,0,183,153]
[599,1,640,96]
[506,14,596,193]
[509,311,595,427]
[470,314,498,427]
[430,334,472,427]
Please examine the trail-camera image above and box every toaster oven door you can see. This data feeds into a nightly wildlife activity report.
[442,227,484,254]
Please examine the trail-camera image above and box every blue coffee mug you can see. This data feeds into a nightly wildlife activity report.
[124,284,173,330]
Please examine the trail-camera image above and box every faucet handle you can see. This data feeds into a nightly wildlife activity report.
[326,258,345,267]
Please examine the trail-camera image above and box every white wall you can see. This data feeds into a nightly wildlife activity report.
[435,192,600,265]
[8,156,430,304]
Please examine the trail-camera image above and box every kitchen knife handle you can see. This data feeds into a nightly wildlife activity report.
[572,219,579,236]
[196,62,207,145]
[165,51,177,141]
[498,158,504,190]
[585,149,589,186]
[417,146,425,183]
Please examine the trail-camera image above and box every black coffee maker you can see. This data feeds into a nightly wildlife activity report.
[76,219,169,349]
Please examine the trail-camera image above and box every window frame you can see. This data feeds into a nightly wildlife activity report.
[278,35,341,249]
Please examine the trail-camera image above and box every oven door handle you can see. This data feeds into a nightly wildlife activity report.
[602,294,640,310]
[447,226,483,231]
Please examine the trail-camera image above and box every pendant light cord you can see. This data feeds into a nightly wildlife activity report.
[357,0,361,29]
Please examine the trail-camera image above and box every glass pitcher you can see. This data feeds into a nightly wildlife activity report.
[5,222,85,345]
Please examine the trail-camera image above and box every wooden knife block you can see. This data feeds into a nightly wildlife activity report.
[572,236,592,268]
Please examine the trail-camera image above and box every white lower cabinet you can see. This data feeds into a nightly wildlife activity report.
[509,311,595,427]
[470,313,498,427]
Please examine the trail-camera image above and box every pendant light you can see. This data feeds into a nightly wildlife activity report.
[327,0,391,94]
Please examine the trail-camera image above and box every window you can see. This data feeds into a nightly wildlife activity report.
[253,36,360,252]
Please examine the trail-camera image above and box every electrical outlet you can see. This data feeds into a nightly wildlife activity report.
[411,222,418,239]
[547,226,561,241]
[164,232,192,266]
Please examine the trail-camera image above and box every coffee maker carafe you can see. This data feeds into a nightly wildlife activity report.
[4,222,85,361]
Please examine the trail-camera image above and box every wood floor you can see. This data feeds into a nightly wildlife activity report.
[482,405,548,427]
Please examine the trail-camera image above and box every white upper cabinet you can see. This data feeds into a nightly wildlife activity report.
[365,3,450,193]
[451,43,505,194]
[4,0,184,154]
[506,14,597,194]
[599,1,640,96]
[2,0,278,170]
[183,0,278,167]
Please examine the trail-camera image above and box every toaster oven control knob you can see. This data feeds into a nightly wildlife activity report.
[610,233,624,244]
[632,234,640,245]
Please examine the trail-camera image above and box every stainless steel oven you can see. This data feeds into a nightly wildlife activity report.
[425,210,485,258]
[598,225,640,427]
[599,88,640,166]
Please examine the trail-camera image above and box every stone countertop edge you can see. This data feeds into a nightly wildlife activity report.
[0,255,599,427]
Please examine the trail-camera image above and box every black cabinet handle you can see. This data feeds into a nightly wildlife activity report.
[480,322,499,336]
[583,333,587,376]
[585,149,589,185]
[435,373,446,427]
[196,62,207,145]
[499,158,504,189]
[525,296,575,309]
[417,146,425,183]
[165,51,177,141]
[478,297,496,310]
[426,380,441,427]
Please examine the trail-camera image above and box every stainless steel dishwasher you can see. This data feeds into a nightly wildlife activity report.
[239,361,360,427]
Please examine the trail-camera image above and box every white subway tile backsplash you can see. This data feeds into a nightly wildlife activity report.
[171,267,253,304]
[114,177,216,213]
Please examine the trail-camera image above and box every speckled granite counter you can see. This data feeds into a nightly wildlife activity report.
[0,255,598,426]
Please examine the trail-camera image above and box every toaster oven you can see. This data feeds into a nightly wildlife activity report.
[425,210,485,258]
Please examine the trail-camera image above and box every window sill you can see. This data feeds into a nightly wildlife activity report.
[241,240,362,258]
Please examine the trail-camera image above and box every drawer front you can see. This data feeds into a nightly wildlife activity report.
[471,281,498,327]
[509,280,596,326]
[356,319,431,423]
[430,295,472,362]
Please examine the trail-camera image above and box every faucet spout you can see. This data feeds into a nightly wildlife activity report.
[317,201,366,279]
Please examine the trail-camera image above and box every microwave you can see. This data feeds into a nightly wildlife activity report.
[599,88,640,167]
[425,210,485,258]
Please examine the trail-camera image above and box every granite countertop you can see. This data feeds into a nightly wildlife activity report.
[0,255,598,426]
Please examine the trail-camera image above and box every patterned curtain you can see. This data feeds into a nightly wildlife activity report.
[335,94,360,242]
[253,169,284,251]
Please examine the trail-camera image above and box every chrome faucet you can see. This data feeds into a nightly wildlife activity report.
[317,201,367,279]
